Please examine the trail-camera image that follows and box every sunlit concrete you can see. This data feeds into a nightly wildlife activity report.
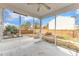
[0,36,77,56]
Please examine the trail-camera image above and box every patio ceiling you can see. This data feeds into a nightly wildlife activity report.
[0,3,79,19]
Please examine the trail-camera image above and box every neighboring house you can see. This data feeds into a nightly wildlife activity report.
[48,16,76,30]
[48,16,76,37]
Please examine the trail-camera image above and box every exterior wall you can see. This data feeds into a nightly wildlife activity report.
[0,9,3,40]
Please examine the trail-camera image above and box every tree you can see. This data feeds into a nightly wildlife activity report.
[43,24,48,29]
[5,25,18,35]
[21,21,31,29]
[34,22,40,29]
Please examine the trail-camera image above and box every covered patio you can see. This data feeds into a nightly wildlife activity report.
[0,37,74,56]
[0,3,79,56]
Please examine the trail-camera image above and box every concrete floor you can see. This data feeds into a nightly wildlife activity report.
[0,36,77,56]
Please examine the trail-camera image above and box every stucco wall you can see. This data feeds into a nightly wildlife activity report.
[0,9,3,40]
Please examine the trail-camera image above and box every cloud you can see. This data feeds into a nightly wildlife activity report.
[76,9,79,14]
[20,16,32,22]
[21,16,40,22]
[4,22,18,27]
[8,13,19,19]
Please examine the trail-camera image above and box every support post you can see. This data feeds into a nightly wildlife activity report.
[72,16,76,38]
[39,19,42,39]
[19,15,22,37]
[0,8,4,40]
[33,17,35,38]
[40,19,41,34]
[55,15,57,45]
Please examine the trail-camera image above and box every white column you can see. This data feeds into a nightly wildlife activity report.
[39,19,42,39]
[55,15,57,45]
[19,15,22,37]
[33,17,35,38]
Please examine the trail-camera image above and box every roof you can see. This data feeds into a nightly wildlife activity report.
[0,3,79,19]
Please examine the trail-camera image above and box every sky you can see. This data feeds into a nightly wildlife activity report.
[3,9,79,27]
[3,9,40,27]
[42,9,79,25]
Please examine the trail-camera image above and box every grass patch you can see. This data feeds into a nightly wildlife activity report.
[58,35,72,40]
[63,35,71,40]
